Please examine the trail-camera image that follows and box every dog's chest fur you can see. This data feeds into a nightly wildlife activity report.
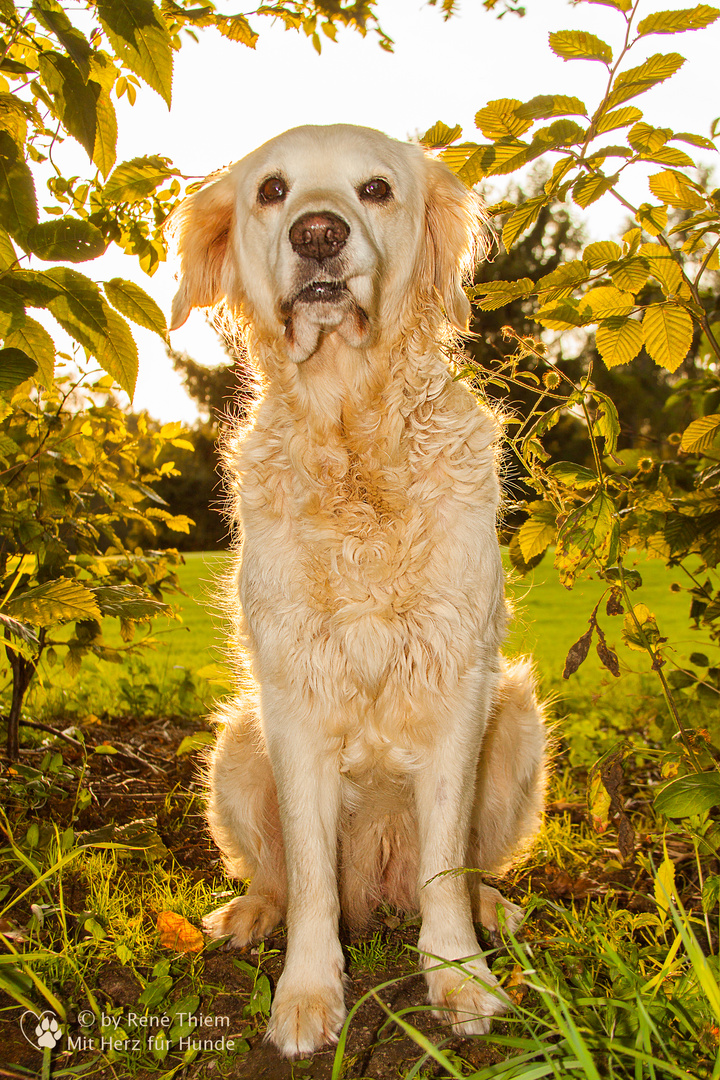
[228,352,505,765]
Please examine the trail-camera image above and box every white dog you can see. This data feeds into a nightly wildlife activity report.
[169,124,546,1059]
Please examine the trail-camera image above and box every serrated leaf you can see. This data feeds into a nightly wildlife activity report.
[518,502,557,562]
[636,203,669,236]
[672,130,716,149]
[654,772,720,818]
[609,257,650,292]
[502,196,545,249]
[458,141,534,183]
[438,143,478,172]
[572,172,616,208]
[103,155,174,202]
[0,131,37,240]
[581,286,635,319]
[606,53,685,109]
[628,121,672,153]
[515,94,587,120]
[0,612,39,646]
[679,413,720,453]
[637,6,720,37]
[97,0,173,106]
[593,394,621,453]
[92,584,169,619]
[420,121,463,148]
[643,304,693,371]
[470,277,534,310]
[583,241,623,268]
[644,247,684,294]
[5,316,55,385]
[563,626,593,679]
[93,90,117,178]
[156,911,204,952]
[38,52,99,157]
[596,317,644,368]
[104,278,167,336]
[595,105,643,134]
[215,13,258,45]
[27,218,107,262]
[535,298,589,330]
[536,260,589,300]
[533,118,586,148]
[648,169,706,209]
[641,145,695,167]
[549,29,612,63]
[475,99,532,140]
[32,0,92,76]
[0,347,37,390]
[8,578,101,626]
[45,266,138,394]
[0,224,17,270]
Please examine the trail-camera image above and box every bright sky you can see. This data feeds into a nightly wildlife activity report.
[92,0,718,422]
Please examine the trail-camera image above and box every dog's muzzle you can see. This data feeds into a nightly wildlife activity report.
[289,212,349,263]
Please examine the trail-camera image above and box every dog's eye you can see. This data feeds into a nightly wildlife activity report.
[359,178,392,203]
[258,176,287,205]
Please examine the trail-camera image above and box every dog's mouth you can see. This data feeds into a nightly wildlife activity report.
[291,280,347,307]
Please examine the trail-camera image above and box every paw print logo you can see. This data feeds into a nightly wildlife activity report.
[20,1010,63,1050]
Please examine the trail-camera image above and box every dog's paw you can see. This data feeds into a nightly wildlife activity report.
[202,894,282,949]
[266,978,346,1058]
[474,884,524,935]
[424,956,508,1035]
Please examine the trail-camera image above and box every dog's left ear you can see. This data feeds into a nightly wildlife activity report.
[166,171,237,331]
[423,156,488,331]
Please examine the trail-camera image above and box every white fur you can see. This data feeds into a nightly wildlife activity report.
[169,124,546,1058]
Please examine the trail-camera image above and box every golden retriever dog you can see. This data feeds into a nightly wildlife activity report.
[169,124,546,1058]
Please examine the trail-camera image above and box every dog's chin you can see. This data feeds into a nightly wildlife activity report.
[283,287,370,364]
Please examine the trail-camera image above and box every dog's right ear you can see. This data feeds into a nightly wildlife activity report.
[167,172,237,331]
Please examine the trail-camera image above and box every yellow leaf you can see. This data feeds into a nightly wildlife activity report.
[654,854,676,921]
[642,304,693,371]
[596,318,644,368]
[156,911,204,953]
[580,286,635,319]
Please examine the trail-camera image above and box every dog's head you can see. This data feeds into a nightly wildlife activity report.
[169,124,487,363]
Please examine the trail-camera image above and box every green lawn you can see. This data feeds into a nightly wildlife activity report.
[21,547,719,745]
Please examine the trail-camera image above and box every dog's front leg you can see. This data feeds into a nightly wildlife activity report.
[262,690,345,1058]
[414,690,508,1035]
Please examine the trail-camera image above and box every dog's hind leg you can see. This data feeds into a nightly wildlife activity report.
[468,658,547,934]
[203,697,286,948]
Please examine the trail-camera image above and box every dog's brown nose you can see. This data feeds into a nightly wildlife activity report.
[289,212,349,262]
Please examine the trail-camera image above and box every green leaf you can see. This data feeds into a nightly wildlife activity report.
[0,346,37,390]
[0,224,17,270]
[45,266,138,394]
[31,0,92,77]
[582,241,622,268]
[502,195,545,249]
[606,53,686,109]
[654,772,720,818]
[679,413,720,453]
[549,30,612,63]
[8,578,101,626]
[92,584,169,619]
[27,218,107,262]
[0,131,37,240]
[642,304,693,371]
[4,316,55,385]
[596,317,645,368]
[93,90,118,178]
[475,99,532,140]
[572,172,616,208]
[0,612,39,647]
[595,105,643,134]
[104,278,167,336]
[420,121,463,148]
[515,94,587,120]
[3,269,61,306]
[176,731,214,756]
[637,6,720,37]
[96,0,173,106]
[38,52,99,157]
[102,155,174,202]
[215,14,259,46]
